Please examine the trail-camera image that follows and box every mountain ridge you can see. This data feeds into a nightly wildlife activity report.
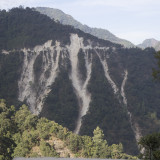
[35,7,134,48]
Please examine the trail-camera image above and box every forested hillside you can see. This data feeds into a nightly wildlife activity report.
[0,7,160,155]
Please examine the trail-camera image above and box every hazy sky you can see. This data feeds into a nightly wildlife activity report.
[0,0,160,44]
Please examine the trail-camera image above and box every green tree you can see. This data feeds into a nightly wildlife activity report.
[139,133,160,160]
[36,117,53,139]
[153,150,160,160]
[13,142,30,157]
[39,140,59,157]
[0,136,15,160]
[92,126,110,158]
[66,134,83,153]
[81,135,94,157]
[0,100,16,160]
[92,126,104,144]
[110,143,123,159]
[14,105,38,132]
[0,99,137,159]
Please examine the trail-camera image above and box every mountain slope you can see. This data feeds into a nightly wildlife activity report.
[138,38,160,51]
[0,7,160,155]
[35,7,134,48]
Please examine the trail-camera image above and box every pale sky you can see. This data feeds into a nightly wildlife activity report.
[0,0,160,44]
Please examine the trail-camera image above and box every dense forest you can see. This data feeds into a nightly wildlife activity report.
[0,99,138,160]
[139,132,160,160]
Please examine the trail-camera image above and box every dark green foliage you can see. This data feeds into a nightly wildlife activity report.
[41,70,79,131]
[0,100,60,158]
[0,99,16,160]
[13,142,30,157]
[36,118,53,139]
[66,134,83,153]
[153,51,160,81]
[14,104,38,132]
[81,136,93,157]
[153,150,160,160]
[139,133,160,160]
[0,99,137,159]
[92,127,110,158]
[0,136,15,160]
[0,51,24,107]
[40,140,59,157]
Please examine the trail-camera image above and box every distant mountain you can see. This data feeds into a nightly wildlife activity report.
[138,38,160,51]
[35,7,134,48]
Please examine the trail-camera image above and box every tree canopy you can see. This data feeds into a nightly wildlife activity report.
[0,99,137,159]
[153,51,160,81]
[139,132,160,160]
